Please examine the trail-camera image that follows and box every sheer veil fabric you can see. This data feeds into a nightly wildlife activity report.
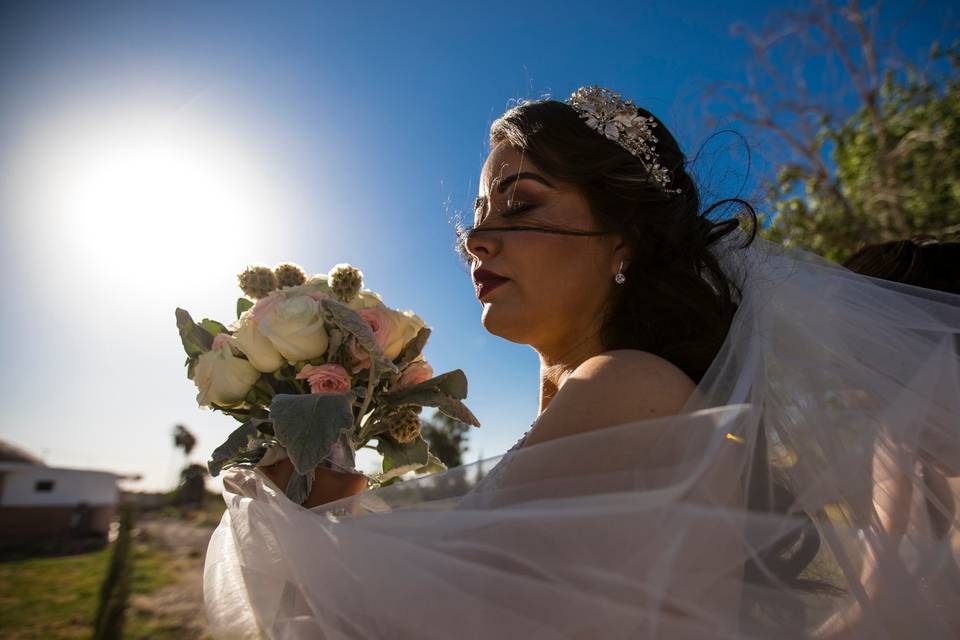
[203,230,960,639]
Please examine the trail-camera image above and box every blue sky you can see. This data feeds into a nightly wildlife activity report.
[0,0,953,490]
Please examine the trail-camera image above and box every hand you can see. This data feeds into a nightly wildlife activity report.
[259,457,369,509]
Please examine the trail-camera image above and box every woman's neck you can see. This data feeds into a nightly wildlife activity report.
[536,330,605,414]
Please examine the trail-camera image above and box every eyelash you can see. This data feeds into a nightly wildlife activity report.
[501,201,532,216]
[459,200,534,260]
[475,200,532,222]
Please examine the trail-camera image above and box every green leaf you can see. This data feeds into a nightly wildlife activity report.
[273,364,299,381]
[207,419,270,477]
[200,318,230,337]
[270,393,354,476]
[254,377,276,399]
[175,308,214,358]
[394,327,431,369]
[185,357,198,381]
[237,298,254,319]
[374,435,430,483]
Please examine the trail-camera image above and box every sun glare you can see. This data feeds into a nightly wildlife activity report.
[13,106,294,299]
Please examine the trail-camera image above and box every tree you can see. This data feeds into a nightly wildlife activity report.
[172,463,208,507]
[711,0,960,262]
[420,412,471,469]
[171,424,205,506]
[173,424,196,456]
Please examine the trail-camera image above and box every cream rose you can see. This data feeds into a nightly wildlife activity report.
[258,295,330,363]
[296,363,352,394]
[347,289,386,310]
[194,340,261,407]
[230,309,286,373]
[397,309,426,346]
[356,307,425,360]
[305,273,334,291]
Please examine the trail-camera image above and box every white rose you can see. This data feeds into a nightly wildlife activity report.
[258,295,330,362]
[347,289,386,310]
[194,341,261,407]
[230,309,285,373]
[284,276,333,299]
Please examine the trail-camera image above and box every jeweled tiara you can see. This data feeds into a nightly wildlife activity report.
[566,86,681,194]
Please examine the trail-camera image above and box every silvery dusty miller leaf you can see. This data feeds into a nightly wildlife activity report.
[270,393,354,476]
[380,389,479,427]
[394,327,431,369]
[320,298,398,377]
[285,471,314,504]
[385,370,468,402]
[208,419,269,477]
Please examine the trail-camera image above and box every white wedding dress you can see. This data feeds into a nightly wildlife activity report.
[203,230,960,639]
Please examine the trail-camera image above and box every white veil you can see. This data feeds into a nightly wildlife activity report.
[203,230,960,639]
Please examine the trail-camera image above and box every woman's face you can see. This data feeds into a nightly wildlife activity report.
[465,143,625,353]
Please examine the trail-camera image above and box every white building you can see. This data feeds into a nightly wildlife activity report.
[0,440,123,547]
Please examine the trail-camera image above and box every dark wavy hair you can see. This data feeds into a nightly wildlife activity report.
[843,236,960,295]
[484,99,751,384]
[462,97,834,629]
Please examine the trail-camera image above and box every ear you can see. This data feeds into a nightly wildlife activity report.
[611,235,632,273]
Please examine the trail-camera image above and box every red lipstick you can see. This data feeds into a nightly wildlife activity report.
[472,267,510,300]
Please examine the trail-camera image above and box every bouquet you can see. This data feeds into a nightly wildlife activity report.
[174,262,480,503]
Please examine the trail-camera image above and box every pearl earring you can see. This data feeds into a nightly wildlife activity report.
[614,261,626,285]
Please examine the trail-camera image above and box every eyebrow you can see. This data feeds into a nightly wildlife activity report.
[474,172,555,215]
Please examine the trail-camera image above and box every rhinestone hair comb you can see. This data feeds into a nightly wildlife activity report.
[566,86,681,194]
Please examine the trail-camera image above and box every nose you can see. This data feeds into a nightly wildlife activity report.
[463,225,501,263]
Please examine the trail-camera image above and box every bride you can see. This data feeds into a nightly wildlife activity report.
[203,86,960,639]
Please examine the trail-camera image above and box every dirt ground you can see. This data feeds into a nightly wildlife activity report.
[133,513,220,639]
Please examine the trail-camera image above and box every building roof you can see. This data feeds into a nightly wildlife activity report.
[0,440,45,465]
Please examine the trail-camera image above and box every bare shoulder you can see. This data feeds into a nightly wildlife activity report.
[525,350,696,447]
[572,349,694,387]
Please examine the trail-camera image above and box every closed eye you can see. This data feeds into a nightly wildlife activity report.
[500,201,533,217]
[457,200,536,265]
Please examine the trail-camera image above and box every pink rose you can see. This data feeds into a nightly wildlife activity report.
[250,288,328,323]
[250,290,286,322]
[211,333,233,351]
[347,337,371,372]
[303,290,327,302]
[296,363,351,394]
[356,307,423,360]
[396,360,433,390]
[356,307,389,348]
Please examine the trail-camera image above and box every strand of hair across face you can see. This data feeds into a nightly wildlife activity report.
[461,224,614,240]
